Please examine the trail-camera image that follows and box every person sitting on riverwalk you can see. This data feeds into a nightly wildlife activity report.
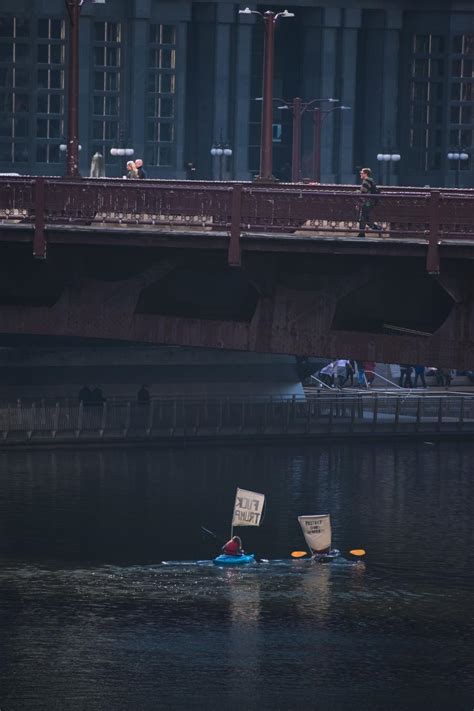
[222,536,244,557]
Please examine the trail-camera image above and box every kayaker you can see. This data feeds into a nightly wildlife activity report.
[222,535,243,557]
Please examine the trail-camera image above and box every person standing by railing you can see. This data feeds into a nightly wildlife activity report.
[414,365,427,388]
[357,168,382,238]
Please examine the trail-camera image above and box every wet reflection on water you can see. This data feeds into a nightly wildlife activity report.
[0,440,473,710]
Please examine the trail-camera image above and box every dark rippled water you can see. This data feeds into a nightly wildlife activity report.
[0,441,473,710]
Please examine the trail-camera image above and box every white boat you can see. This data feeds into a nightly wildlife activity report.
[297,514,340,561]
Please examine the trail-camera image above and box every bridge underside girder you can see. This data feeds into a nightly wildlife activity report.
[0,240,472,369]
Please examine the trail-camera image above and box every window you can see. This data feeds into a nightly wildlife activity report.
[146,24,176,167]
[91,21,121,159]
[36,18,65,163]
[449,35,474,165]
[408,34,445,172]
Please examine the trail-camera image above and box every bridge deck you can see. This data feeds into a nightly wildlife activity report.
[1,177,474,271]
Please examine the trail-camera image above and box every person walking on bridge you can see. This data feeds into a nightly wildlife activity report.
[357,168,382,238]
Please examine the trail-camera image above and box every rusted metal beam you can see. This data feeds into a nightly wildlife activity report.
[229,184,242,267]
[427,190,440,275]
[33,177,46,259]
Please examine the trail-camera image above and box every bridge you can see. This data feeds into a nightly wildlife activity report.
[0,175,473,369]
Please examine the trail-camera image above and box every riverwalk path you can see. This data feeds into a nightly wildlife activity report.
[0,385,473,447]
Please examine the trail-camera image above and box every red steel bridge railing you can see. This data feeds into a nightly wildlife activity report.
[0,176,473,272]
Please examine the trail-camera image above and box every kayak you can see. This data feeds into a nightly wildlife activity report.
[312,548,340,562]
[213,553,256,566]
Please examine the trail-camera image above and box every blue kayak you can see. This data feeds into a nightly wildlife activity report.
[213,553,256,566]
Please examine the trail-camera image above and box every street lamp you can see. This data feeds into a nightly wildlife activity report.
[210,140,232,180]
[276,97,340,182]
[311,105,351,183]
[64,0,105,178]
[447,150,469,188]
[238,7,294,182]
[376,152,401,185]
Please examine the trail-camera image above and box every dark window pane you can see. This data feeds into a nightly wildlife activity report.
[452,35,462,53]
[15,94,29,112]
[37,94,48,112]
[149,49,159,68]
[15,43,30,62]
[14,116,28,136]
[0,93,13,112]
[37,144,47,162]
[14,143,29,162]
[48,119,61,138]
[431,59,444,78]
[38,69,48,88]
[49,143,60,162]
[94,47,105,65]
[161,49,174,69]
[431,83,444,102]
[104,122,117,140]
[93,121,104,139]
[452,59,462,77]
[413,59,429,77]
[430,36,444,54]
[160,74,174,93]
[0,18,14,37]
[37,44,49,63]
[160,97,174,118]
[159,123,173,142]
[147,121,158,142]
[15,19,29,38]
[0,142,12,161]
[460,130,472,147]
[49,94,62,113]
[161,25,175,44]
[0,117,12,137]
[15,68,29,88]
[159,145,172,166]
[38,19,49,39]
[50,44,63,64]
[461,105,472,124]
[147,73,159,93]
[0,68,13,87]
[412,105,427,123]
[451,82,461,100]
[0,42,13,62]
[49,70,63,89]
[105,73,118,91]
[50,20,63,40]
[94,23,106,42]
[37,118,48,137]
[465,36,474,55]
[414,35,429,53]
[105,47,119,66]
[94,72,105,90]
[412,83,428,102]
[149,25,158,44]
[451,106,461,123]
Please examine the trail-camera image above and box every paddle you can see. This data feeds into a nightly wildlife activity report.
[201,526,218,540]
[291,549,366,558]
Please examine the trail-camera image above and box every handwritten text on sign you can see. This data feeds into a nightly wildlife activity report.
[232,488,265,527]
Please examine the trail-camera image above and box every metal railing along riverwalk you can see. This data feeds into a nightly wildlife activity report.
[0,393,472,444]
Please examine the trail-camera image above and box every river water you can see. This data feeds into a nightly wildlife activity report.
[0,440,473,711]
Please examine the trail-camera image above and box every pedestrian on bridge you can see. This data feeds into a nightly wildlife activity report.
[357,168,382,238]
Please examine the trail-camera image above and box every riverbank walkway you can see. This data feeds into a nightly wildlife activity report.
[0,387,473,447]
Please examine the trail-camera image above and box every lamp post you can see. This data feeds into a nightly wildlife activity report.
[238,7,294,182]
[376,152,401,185]
[311,105,351,183]
[447,150,469,188]
[276,97,340,182]
[64,0,105,178]
[210,140,232,181]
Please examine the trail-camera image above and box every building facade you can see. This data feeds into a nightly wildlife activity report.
[0,0,473,187]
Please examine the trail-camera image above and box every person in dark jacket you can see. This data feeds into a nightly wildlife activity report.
[357,168,382,238]
[135,158,147,179]
[414,365,427,388]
